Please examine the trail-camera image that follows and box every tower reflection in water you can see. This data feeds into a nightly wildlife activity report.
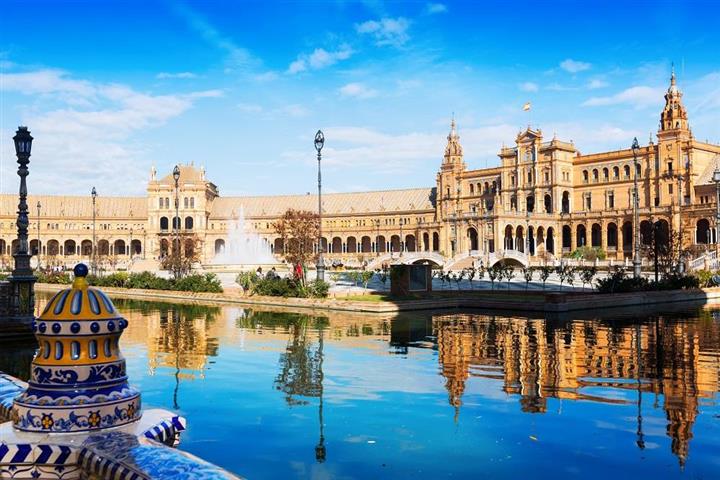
[64,295,720,468]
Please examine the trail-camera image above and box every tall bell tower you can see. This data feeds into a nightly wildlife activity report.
[436,118,467,255]
[658,66,690,137]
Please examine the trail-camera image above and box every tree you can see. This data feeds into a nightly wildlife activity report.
[274,209,320,277]
[643,228,688,278]
[521,266,534,290]
[466,267,477,290]
[503,265,516,290]
[160,234,201,279]
[360,270,374,291]
[488,264,501,290]
[579,266,597,291]
[538,266,553,290]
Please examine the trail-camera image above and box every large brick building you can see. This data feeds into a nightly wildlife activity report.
[1,71,718,270]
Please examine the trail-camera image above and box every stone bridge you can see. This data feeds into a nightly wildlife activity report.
[366,251,446,270]
[487,249,529,268]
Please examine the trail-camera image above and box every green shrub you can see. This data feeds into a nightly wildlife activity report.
[252,277,299,297]
[570,246,606,261]
[173,273,223,293]
[305,280,330,298]
[596,267,698,293]
[695,269,714,287]
[125,271,172,290]
[236,271,259,290]
[36,271,72,284]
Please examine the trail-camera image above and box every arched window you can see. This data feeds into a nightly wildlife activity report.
[613,166,619,179]
[190,197,195,208]
[583,170,589,182]
[592,169,599,182]
[185,216,194,230]
[184,197,189,208]
[158,198,163,208]
[160,217,169,231]
[624,165,630,178]
[602,168,609,180]
[470,183,474,194]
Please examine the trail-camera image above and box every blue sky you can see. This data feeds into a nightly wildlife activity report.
[1,0,719,196]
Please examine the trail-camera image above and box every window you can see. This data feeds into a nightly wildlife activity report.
[667,161,673,173]
[613,166,619,179]
[669,184,673,195]
[585,193,592,211]
[608,191,615,209]
[592,169,599,182]
[190,197,195,208]
[583,170,589,183]
[624,165,631,178]
[603,168,609,180]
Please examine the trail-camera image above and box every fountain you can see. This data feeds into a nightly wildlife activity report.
[204,208,285,282]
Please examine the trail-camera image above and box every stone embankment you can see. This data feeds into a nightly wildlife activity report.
[34,283,720,314]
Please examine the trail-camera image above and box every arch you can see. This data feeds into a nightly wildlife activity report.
[423,232,430,252]
[544,194,552,213]
[405,234,416,252]
[274,238,285,254]
[469,183,474,194]
[696,219,711,244]
[485,198,494,211]
[390,235,401,253]
[172,217,181,230]
[484,182,490,193]
[613,166,619,179]
[510,195,517,211]
[602,167,609,180]
[655,219,669,250]
[184,216,194,230]
[528,226,535,255]
[467,228,478,251]
[319,237,328,253]
[11,239,19,254]
[504,225,514,250]
[640,220,652,246]
[376,235,387,253]
[215,239,226,254]
[624,165,631,178]
[546,227,555,254]
[160,217,169,230]
[526,195,534,213]
[361,236,372,253]
[592,169,599,182]
[81,239,93,256]
[607,223,618,249]
[576,225,587,247]
[583,170,589,182]
[64,240,76,256]
[515,226,525,253]
[98,240,110,256]
[492,181,497,193]
[184,238,195,258]
[0,240,6,256]
[30,239,39,256]
[345,237,357,253]
[331,237,342,254]
[561,191,570,214]
[432,232,440,252]
[131,239,142,255]
[622,221,633,253]
[536,226,545,251]
[562,225,571,250]
[160,239,169,256]
[114,239,126,255]
[591,223,602,248]
[47,240,60,256]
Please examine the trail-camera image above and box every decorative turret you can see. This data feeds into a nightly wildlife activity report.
[12,264,141,432]
[659,66,689,133]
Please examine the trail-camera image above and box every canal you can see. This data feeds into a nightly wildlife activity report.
[2,292,719,479]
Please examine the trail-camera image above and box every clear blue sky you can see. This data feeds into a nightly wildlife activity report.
[1,0,718,196]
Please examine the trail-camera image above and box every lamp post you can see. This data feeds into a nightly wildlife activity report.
[129,228,133,259]
[374,219,380,257]
[91,187,97,275]
[36,201,41,270]
[712,167,720,259]
[142,227,147,260]
[9,126,36,319]
[399,218,404,257]
[173,165,181,272]
[314,130,325,282]
[632,138,641,279]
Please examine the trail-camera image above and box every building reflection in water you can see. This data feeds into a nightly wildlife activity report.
[416,311,720,466]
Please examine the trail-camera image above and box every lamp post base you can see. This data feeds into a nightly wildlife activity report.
[316,255,325,282]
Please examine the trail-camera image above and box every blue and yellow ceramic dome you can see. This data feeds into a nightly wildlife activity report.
[13,264,141,432]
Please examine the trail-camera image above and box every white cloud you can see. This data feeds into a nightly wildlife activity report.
[0,69,220,195]
[426,3,447,14]
[519,82,539,92]
[156,72,197,79]
[253,71,278,82]
[237,103,263,113]
[356,17,410,47]
[339,82,378,99]
[587,79,609,89]
[280,104,309,118]
[286,45,353,74]
[582,85,664,109]
[560,59,591,73]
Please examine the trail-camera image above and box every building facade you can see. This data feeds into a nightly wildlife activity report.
[1,71,719,270]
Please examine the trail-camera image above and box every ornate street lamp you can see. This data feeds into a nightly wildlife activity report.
[36,200,42,269]
[173,165,181,265]
[712,167,720,258]
[632,138,641,278]
[374,219,381,257]
[9,126,36,319]
[314,130,325,282]
[91,187,97,275]
[129,228,134,259]
[399,218,404,258]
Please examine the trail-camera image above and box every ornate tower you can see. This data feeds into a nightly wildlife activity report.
[659,67,690,135]
[437,119,467,255]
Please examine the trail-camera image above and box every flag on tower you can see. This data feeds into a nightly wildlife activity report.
[523,102,531,111]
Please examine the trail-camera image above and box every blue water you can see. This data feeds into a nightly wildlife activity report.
[4,294,720,479]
